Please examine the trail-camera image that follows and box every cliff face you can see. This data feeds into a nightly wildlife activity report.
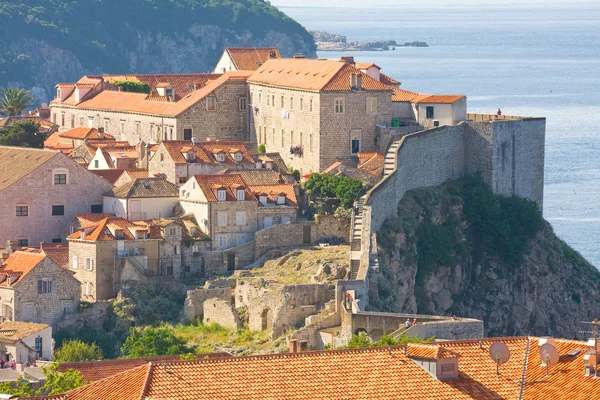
[370,177,600,339]
[0,0,316,103]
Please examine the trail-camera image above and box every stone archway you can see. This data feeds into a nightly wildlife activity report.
[368,329,384,342]
[354,327,368,336]
[261,308,273,331]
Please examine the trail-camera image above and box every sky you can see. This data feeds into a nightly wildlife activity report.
[270,0,596,7]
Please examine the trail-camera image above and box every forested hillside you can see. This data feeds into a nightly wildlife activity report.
[0,0,316,102]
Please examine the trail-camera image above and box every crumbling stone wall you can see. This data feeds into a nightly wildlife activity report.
[183,283,234,321]
[203,298,241,329]
[57,301,111,332]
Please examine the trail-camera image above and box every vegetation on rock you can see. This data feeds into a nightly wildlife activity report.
[54,339,104,362]
[121,326,190,358]
[306,173,364,209]
[0,120,46,147]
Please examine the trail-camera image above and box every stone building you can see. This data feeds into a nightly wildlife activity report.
[44,127,116,153]
[246,57,394,173]
[148,140,256,185]
[88,145,139,170]
[0,250,80,327]
[213,47,281,73]
[49,71,252,145]
[179,174,298,250]
[103,177,179,220]
[66,214,208,301]
[0,146,113,247]
[0,321,53,363]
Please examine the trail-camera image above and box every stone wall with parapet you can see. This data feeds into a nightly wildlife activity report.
[254,216,349,258]
[404,318,484,340]
[375,124,423,154]
[203,298,241,329]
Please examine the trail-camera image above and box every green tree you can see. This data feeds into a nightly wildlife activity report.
[305,173,364,208]
[54,339,104,362]
[0,120,47,148]
[120,326,189,358]
[0,377,35,397]
[0,87,36,116]
[112,80,150,93]
[257,143,266,153]
[39,364,84,395]
[341,332,434,349]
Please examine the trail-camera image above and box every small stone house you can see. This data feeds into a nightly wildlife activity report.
[0,321,53,363]
[148,140,257,185]
[44,127,116,153]
[249,184,298,230]
[103,177,179,220]
[0,146,113,247]
[213,47,281,73]
[0,251,80,327]
[88,145,139,170]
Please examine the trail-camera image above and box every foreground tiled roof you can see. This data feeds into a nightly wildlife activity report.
[357,152,385,176]
[105,177,179,198]
[23,337,600,400]
[0,146,58,191]
[0,251,46,286]
[392,87,420,102]
[0,321,49,343]
[226,47,281,70]
[248,58,392,92]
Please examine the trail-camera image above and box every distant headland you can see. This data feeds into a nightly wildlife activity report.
[310,30,428,51]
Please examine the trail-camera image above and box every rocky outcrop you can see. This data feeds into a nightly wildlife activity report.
[370,178,600,339]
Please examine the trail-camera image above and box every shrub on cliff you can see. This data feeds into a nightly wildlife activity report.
[306,173,364,209]
[121,326,190,358]
[113,282,187,326]
[54,339,104,362]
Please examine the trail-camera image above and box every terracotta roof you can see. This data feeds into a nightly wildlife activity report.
[354,62,381,70]
[248,58,393,92]
[106,177,179,198]
[219,169,293,185]
[392,87,420,102]
[103,73,222,100]
[193,174,256,202]
[249,184,297,207]
[0,321,49,343]
[59,127,115,141]
[357,152,385,176]
[0,146,58,192]
[122,169,149,180]
[412,94,466,104]
[40,242,69,269]
[0,251,47,286]
[225,47,281,70]
[104,146,138,159]
[57,71,251,117]
[159,140,255,165]
[67,216,145,241]
[44,131,64,149]
[380,72,400,86]
[406,343,460,359]
[33,336,600,400]
[0,116,56,132]
[90,169,125,185]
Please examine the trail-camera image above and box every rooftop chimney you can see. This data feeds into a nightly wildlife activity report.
[356,73,363,90]
[98,127,105,139]
[350,73,357,90]
[289,339,300,354]
[340,56,355,64]
[5,241,17,253]
[269,50,277,58]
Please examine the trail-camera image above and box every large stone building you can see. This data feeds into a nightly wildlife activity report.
[0,250,80,327]
[246,57,394,173]
[49,72,252,145]
[0,146,113,247]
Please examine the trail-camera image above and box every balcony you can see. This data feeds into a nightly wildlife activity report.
[114,248,144,258]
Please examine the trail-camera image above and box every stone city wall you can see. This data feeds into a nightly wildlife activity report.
[375,124,422,154]
[183,286,234,321]
[203,298,241,329]
[404,319,484,340]
[57,301,112,332]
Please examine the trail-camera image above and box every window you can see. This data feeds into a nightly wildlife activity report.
[207,96,217,111]
[267,95,270,106]
[258,92,262,104]
[217,235,227,250]
[426,106,435,119]
[300,98,303,111]
[85,258,93,271]
[73,256,78,269]
[216,153,225,162]
[79,116,84,127]
[300,132,303,148]
[259,195,268,206]
[52,238,61,243]
[169,227,177,236]
[334,98,345,114]
[239,97,247,111]
[91,204,103,213]
[234,152,242,162]
[103,119,109,131]
[71,114,75,128]
[85,282,92,296]
[281,129,284,148]
[271,95,275,107]
[54,173,67,185]
[184,128,192,140]
[17,239,28,247]
[38,278,52,294]
[367,97,378,114]
[120,120,125,134]
[351,130,361,154]
[94,160,99,168]
[170,128,173,139]
[272,128,275,145]
[35,337,42,357]
[217,212,228,226]
[52,113,57,124]
[291,131,294,146]
[236,233,247,246]
[174,245,178,255]
[61,113,65,127]
[25,304,33,321]
[63,303,72,314]
[16,205,28,217]
[178,176,187,184]
[277,195,286,205]
[236,189,245,201]
[135,121,141,137]
[52,205,65,216]
[258,126,262,143]
[290,97,294,110]
[87,117,93,128]
[281,96,284,108]
[310,98,313,112]
[309,131,313,152]
[217,189,226,201]
[236,211,246,226]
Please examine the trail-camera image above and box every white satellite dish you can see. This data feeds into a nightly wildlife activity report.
[540,343,560,376]
[489,342,511,374]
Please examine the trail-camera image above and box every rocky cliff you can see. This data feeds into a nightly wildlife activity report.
[369,176,600,339]
[0,0,316,103]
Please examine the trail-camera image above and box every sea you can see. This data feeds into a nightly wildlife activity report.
[281,4,600,268]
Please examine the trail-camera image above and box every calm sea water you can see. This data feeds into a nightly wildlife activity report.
[282,5,600,267]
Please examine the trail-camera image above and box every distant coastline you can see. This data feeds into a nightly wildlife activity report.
[310,30,428,52]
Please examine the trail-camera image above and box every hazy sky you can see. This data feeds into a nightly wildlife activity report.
[271,0,596,7]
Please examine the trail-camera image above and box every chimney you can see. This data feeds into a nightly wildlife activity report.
[138,141,149,169]
[340,56,355,64]
[289,339,300,354]
[269,50,277,58]
[194,82,203,90]
[350,73,357,90]
[0,251,9,267]
[5,241,17,253]
[79,228,85,240]
[356,73,363,90]
[149,224,162,239]
[98,127,105,139]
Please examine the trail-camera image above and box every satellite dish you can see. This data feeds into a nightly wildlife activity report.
[489,342,511,365]
[540,343,560,367]
[41,102,48,108]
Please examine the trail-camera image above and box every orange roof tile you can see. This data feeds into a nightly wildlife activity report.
[392,87,419,102]
[59,127,115,141]
[90,169,125,185]
[354,61,381,70]
[61,364,149,400]
[380,72,400,86]
[40,242,69,269]
[43,131,63,149]
[67,216,145,241]
[0,251,45,286]
[103,73,221,100]
[193,174,256,202]
[412,94,466,104]
[248,58,392,92]
[249,184,297,207]
[406,343,460,359]
[159,140,255,165]
[226,47,281,70]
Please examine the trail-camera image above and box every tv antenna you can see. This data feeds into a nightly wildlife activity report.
[489,342,510,375]
[579,319,600,378]
[539,343,559,376]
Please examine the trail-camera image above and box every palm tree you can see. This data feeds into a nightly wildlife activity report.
[0,87,36,116]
